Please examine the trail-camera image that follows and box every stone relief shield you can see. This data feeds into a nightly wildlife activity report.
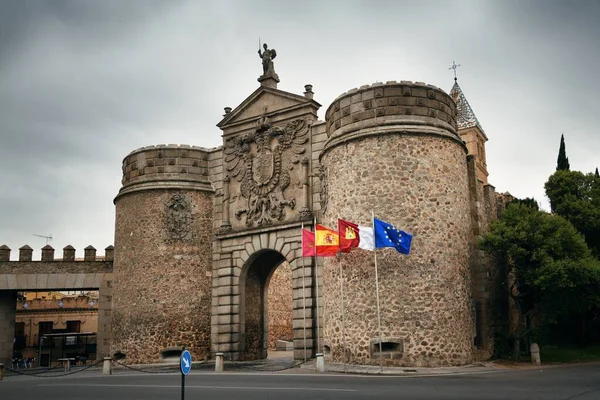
[165,194,193,241]
[224,118,309,228]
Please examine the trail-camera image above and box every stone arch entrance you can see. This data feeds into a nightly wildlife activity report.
[239,249,288,360]
[212,230,317,362]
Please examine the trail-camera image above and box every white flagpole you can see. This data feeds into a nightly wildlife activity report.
[338,253,347,370]
[301,223,307,362]
[338,217,347,372]
[313,217,321,355]
[372,210,384,373]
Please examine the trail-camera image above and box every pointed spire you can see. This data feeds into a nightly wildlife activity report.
[595,167,599,178]
[449,80,484,132]
[556,133,570,171]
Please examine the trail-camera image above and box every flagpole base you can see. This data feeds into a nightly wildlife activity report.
[215,353,224,372]
[315,353,325,373]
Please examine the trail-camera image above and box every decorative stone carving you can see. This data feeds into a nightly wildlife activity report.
[298,157,312,220]
[318,163,328,214]
[165,194,193,241]
[224,116,309,227]
[219,175,232,233]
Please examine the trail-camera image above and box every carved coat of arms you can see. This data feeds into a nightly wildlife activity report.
[224,116,309,227]
[165,194,193,241]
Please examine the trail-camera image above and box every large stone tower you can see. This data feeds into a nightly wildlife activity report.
[111,145,216,363]
[320,82,475,367]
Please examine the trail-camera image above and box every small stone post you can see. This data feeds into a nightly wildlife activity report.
[530,343,541,366]
[104,245,115,262]
[84,246,97,261]
[315,353,325,373]
[103,357,113,375]
[41,245,55,261]
[63,245,76,262]
[0,363,4,380]
[19,245,33,261]
[215,353,224,372]
[0,245,10,262]
[304,84,314,99]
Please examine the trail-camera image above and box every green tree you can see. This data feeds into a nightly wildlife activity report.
[509,197,539,210]
[556,134,570,171]
[545,170,600,257]
[595,167,599,178]
[480,203,600,361]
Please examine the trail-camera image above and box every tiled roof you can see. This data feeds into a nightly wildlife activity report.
[449,81,484,132]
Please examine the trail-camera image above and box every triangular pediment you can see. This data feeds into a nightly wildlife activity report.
[217,86,321,129]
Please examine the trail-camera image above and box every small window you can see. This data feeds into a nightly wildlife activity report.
[371,337,404,359]
[67,320,81,333]
[39,321,53,336]
[14,322,25,336]
[160,347,183,360]
[380,342,401,352]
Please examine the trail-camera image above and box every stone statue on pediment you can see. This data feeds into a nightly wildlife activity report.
[258,43,277,77]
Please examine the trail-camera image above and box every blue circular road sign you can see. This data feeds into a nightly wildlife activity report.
[180,349,192,375]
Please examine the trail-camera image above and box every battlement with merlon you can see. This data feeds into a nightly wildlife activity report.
[324,80,460,153]
[117,145,216,198]
[0,244,113,262]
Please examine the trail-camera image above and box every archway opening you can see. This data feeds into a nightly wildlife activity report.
[240,250,293,361]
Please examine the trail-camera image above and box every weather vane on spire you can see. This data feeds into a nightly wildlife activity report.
[449,61,461,81]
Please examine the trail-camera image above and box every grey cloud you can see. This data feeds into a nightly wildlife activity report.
[0,0,598,259]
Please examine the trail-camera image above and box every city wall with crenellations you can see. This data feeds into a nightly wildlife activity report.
[0,244,113,366]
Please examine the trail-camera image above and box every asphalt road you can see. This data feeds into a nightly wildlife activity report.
[2,363,600,400]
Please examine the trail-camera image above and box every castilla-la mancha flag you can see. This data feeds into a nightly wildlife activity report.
[338,218,359,252]
[314,224,339,257]
[338,218,375,251]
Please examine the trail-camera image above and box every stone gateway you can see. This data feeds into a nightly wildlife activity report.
[0,48,505,368]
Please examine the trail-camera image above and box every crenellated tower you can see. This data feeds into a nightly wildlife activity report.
[320,81,475,367]
[111,145,217,364]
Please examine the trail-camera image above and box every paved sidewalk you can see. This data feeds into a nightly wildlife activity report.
[299,359,545,376]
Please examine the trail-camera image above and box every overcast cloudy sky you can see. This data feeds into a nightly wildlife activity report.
[0,0,598,260]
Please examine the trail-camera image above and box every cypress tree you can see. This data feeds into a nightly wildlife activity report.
[595,167,599,178]
[556,133,570,171]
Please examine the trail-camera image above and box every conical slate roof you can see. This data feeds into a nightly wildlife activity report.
[449,80,484,133]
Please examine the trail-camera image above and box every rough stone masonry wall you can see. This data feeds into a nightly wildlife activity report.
[321,81,474,367]
[112,145,214,364]
[0,290,17,366]
[112,190,213,363]
[267,261,293,349]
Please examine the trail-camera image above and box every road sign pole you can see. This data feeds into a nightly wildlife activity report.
[181,373,185,400]
[180,349,192,400]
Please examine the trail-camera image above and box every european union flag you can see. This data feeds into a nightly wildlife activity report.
[374,218,413,255]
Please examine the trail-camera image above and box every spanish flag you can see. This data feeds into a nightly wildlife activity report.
[315,224,339,257]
